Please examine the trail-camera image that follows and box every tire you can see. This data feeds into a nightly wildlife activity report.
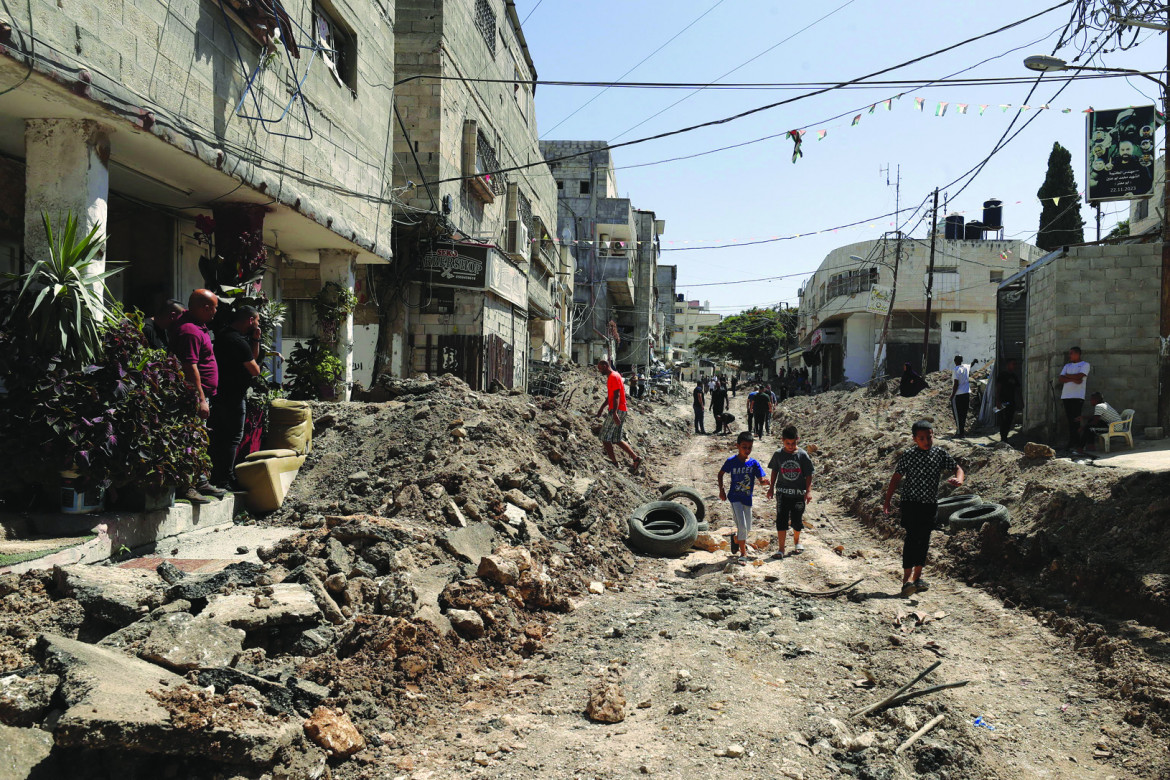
[949,502,1011,531]
[660,486,707,523]
[628,501,699,556]
[935,494,982,524]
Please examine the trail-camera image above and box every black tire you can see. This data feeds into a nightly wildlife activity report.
[935,494,982,524]
[660,486,707,523]
[949,502,1011,531]
[628,501,699,556]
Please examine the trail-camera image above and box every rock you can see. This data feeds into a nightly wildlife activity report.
[204,584,322,630]
[425,483,447,500]
[1024,442,1056,459]
[844,731,879,752]
[377,569,417,618]
[289,678,331,711]
[587,581,605,595]
[193,667,297,715]
[394,483,424,511]
[156,561,187,585]
[54,565,160,626]
[323,537,354,575]
[346,471,369,483]
[236,546,250,555]
[441,523,496,564]
[520,515,546,542]
[473,751,491,766]
[349,560,378,580]
[0,724,56,777]
[477,555,521,587]
[726,613,753,631]
[696,605,725,620]
[294,626,338,656]
[451,427,468,439]
[692,532,728,552]
[805,444,819,454]
[585,683,626,723]
[503,489,539,513]
[324,572,347,594]
[166,562,265,601]
[502,503,528,527]
[97,618,156,649]
[140,613,245,672]
[299,571,346,625]
[796,609,816,622]
[303,706,365,757]
[668,702,688,715]
[724,744,745,758]
[40,634,300,764]
[0,674,59,726]
[674,669,691,692]
[445,500,468,528]
[447,609,485,639]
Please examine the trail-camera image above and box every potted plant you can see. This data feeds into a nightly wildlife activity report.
[285,338,345,400]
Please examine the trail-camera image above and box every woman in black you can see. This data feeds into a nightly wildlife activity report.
[899,362,927,398]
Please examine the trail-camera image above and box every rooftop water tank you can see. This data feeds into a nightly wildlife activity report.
[964,220,986,241]
[944,215,965,240]
[982,198,1003,230]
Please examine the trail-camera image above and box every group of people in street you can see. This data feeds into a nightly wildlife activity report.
[150,290,264,504]
[689,372,817,439]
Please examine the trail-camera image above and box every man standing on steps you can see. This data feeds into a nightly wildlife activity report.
[1058,346,1090,452]
[595,360,642,471]
[950,356,971,438]
[171,289,228,503]
[882,420,964,598]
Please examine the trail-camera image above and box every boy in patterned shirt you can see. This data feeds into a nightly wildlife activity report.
[882,420,965,597]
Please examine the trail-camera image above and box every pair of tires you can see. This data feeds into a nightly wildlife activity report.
[936,494,1011,531]
[627,486,709,557]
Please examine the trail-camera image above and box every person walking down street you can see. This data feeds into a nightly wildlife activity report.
[711,380,727,433]
[900,362,927,398]
[142,299,185,351]
[718,432,769,565]
[210,306,262,491]
[750,385,772,438]
[882,420,965,597]
[170,289,226,503]
[731,376,738,397]
[766,425,814,558]
[995,358,1022,442]
[692,380,707,434]
[1058,346,1090,451]
[764,384,778,435]
[950,356,971,437]
[1075,391,1122,456]
[595,360,642,471]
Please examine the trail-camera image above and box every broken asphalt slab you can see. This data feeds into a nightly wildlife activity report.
[202,584,322,630]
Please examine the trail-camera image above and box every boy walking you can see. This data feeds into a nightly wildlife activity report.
[766,425,814,558]
[882,420,965,597]
[595,360,642,472]
[717,432,770,565]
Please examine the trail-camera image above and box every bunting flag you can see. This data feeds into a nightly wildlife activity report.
[817,130,827,140]
[915,97,925,111]
[1062,108,1072,113]
[868,104,876,114]
[1020,105,1031,111]
[883,99,892,110]
[787,129,804,163]
[979,104,989,115]
[957,103,969,115]
[852,114,862,126]
[1000,104,1011,112]
[1052,197,1061,206]
[935,102,948,117]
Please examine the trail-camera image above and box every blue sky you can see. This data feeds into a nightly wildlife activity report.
[516,0,1166,313]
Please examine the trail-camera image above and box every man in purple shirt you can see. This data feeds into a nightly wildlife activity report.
[170,289,225,501]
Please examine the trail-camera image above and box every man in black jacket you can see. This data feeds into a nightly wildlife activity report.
[210,306,262,490]
[142,299,185,350]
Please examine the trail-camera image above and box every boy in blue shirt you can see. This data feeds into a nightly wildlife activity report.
[717,432,770,564]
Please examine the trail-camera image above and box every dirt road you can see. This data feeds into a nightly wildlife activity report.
[378,422,1165,779]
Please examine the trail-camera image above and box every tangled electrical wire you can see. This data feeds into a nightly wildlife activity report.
[1066,0,1163,58]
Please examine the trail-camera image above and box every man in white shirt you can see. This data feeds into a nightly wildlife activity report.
[1057,346,1090,451]
[950,355,971,437]
[1075,391,1122,455]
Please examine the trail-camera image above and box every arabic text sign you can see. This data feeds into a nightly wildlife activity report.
[1086,105,1157,202]
[866,284,893,315]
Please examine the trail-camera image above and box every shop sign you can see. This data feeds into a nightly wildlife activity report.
[866,284,893,315]
[416,245,487,288]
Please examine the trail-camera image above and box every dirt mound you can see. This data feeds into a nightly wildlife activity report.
[773,375,1170,734]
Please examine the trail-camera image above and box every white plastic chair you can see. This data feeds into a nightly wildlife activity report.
[1097,409,1135,453]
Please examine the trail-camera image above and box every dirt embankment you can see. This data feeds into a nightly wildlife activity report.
[773,374,1170,734]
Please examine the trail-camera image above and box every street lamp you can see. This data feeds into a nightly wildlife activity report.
[1022,55,1167,90]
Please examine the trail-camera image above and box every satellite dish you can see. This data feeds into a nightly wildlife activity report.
[561,228,572,246]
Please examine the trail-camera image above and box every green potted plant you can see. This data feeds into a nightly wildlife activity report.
[285,338,345,400]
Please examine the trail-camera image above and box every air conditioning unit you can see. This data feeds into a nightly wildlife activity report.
[609,240,626,256]
[506,219,529,259]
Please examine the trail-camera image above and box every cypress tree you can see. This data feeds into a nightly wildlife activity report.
[1036,142,1085,251]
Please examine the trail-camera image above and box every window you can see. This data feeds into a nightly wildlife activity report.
[513,65,527,124]
[579,181,590,195]
[556,180,563,190]
[950,321,967,332]
[473,0,496,55]
[989,269,1004,283]
[422,286,455,314]
[517,189,532,232]
[314,3,357,90]
[285,299,317,339]
[1135,199,1149,221]
[827,267,879,299]
[932,267,959,293]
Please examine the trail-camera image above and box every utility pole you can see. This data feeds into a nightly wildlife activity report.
[872,165,902,381]
[1161,5,1170,428]
[922,188,939,374]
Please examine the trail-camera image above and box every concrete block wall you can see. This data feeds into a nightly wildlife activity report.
[5,0,397,258]
[1023,242,1161,437]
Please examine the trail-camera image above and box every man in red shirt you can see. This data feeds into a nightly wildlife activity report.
[595,359,642,472]
[170,289,226,502]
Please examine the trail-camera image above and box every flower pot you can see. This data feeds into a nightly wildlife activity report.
[60,470,104,514]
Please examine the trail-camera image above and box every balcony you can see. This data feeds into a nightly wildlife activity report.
[601,255,634,306]
[528,273,555,319]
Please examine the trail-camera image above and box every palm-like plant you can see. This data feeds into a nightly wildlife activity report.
[4,213,120,368]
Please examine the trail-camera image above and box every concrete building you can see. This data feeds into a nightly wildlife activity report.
[655,264,678,365]
[540,140,664,372]
[390,0,559,390]
[0,0,398,395]
[671,298,721,382]
[797,233,1043,387]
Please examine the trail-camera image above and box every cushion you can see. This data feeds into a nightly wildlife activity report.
[245,448,298,461]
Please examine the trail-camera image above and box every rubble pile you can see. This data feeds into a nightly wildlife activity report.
[774,372,1170,733]
[0,367,689,778]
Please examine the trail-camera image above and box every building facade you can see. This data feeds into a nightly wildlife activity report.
[655,264,678,365]
[0,0,399,394]
[797,234,1043,386]
[671,298,721,382]
[390,0,559,390]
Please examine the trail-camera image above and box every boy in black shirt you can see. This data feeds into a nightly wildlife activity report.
[882,420,965,597]
[766,425,814,557]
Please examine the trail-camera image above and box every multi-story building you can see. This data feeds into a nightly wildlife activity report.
[655,264,678,365]
[540,140,663,371]
[0,0,398,395]
[797,230,1042,387]
[671,298,722,382]
[389,0,560,390]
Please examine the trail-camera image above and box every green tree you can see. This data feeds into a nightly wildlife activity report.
[1105,218,1129,240]
[690,307,790,375]
[1036,142,1085,251]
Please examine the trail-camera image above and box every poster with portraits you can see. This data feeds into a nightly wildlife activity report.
[1086,105,1157,202]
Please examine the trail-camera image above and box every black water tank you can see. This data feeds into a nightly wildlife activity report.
[983,198,1003,229]
[964,220,985,240]
[944,215,964,240]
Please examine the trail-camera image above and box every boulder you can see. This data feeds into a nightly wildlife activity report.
[54,565,160,626]
[502,503,528,527]
[585,683,626,723]
[39,634,300,765]
[303,706,365,757]
[1024,442,1056,459]
[140,613,245,671]
[203,584,322,630]
[0,724,56,778]
[298,572,346,626]
[323,537,353,575]
[0,674,59,726]
[503,489,539,513]
[447,609,485,639]
[441,523,495,564]
[692,533,728,553]
[477,555,520,587]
